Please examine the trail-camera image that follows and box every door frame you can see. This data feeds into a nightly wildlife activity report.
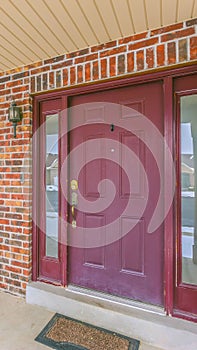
[32,63,197,321]
[173,78,197,321]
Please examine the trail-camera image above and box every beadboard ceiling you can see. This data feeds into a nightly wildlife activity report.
[0,0,196,72]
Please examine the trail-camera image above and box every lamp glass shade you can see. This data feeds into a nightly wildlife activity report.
[8,103,21,123]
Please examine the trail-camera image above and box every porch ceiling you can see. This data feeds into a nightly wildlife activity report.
[0,0,196,73]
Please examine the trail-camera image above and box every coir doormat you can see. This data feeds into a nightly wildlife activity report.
[35,313,140,350]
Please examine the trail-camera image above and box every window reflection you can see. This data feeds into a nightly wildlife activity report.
[181,95,197,285]
[45,114,59,258]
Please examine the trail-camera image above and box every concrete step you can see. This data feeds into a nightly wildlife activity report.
[27,281,197,350]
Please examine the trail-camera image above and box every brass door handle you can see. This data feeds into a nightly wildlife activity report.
[71,205,75,218]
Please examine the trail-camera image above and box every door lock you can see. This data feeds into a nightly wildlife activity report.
[71,179,78,190]
[71,220,77,229]
[71,192,78,205]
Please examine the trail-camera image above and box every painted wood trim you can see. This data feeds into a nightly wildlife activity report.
[163,76,174,315]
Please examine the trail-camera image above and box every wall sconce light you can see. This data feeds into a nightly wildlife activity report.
[8,101,23,138]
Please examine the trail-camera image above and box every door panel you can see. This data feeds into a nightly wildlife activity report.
[68,81,164,305]
[120,131,145,198]
[120,217,145,274]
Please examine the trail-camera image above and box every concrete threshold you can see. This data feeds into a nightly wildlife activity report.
[26,282,197,350]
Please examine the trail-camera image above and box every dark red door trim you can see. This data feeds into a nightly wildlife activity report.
[32,98,63,284]
[163,76,174,316]
[32,63,197,321]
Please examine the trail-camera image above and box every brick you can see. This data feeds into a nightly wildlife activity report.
[101,59,107,78]
[30,77,36,92]
[67,48,89,59]
[136,50,144,70]
[119,32,148,45]
[5,278,21,287]
[118,54,125,74]
[0,270,9,277]
[186,18,197,26]
[92,61,99,80]
[70,66,76,85]
[37,75,41,91]
[49,71,54,88]
[156,45,165,66]
[129,38,158,51]
[100,46,126,58]
[91,43,106,52]
[5,240,22,247]
[30,65,50,75]
[12,71,29,80]
[62,59,73,67]
[91,41,117,52]
[161,27,195,43]
[25,61,42,70]
[56,70,62,88]
[44,55,65,65]
[146,48,154,68]
[0,244,10,250]
[23,269,31,276]
[0,76,10,83]
[12,85,29,93]
[85,62,91,81]
[42,73,48,90]
[151,22,183,36]
[0,207,10,212]
[8,286,26,295]
[179,39,187,62]
[5,266,22,274]
[11,260,30,268]
[6,159,23,166]
[5,213,22,219]
[0,97,5,103]
[75,53,98,64]
[77,65,83,83]
[7,79,24,87]
[7,68,23,75]
[127,52,134,72]
[109,57,116,77]
[52,61,72,70]
[190,37,197,60]
[0,88,11,96]
[168,42,176,64]
[63,68,68,86]
[11,247,29,254]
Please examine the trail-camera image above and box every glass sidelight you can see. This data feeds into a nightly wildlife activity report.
[180,94,197,286]
[34,98,63,283]
[45,114,59,258]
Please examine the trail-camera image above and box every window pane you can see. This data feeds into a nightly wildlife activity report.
[45,114,59,258]
[181,95,197,285]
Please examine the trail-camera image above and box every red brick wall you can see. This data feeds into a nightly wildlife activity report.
[0,19,196,296]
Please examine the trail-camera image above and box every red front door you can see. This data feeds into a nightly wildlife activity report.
[68,81,164,306]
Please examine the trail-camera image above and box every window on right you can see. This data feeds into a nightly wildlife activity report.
[180,94,197,286]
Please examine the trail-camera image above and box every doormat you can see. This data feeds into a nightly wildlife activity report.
[35,313,140,350]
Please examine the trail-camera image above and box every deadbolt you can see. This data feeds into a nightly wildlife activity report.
[71,179,78,190]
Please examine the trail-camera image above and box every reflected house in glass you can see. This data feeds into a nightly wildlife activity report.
[46,153,58,188]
